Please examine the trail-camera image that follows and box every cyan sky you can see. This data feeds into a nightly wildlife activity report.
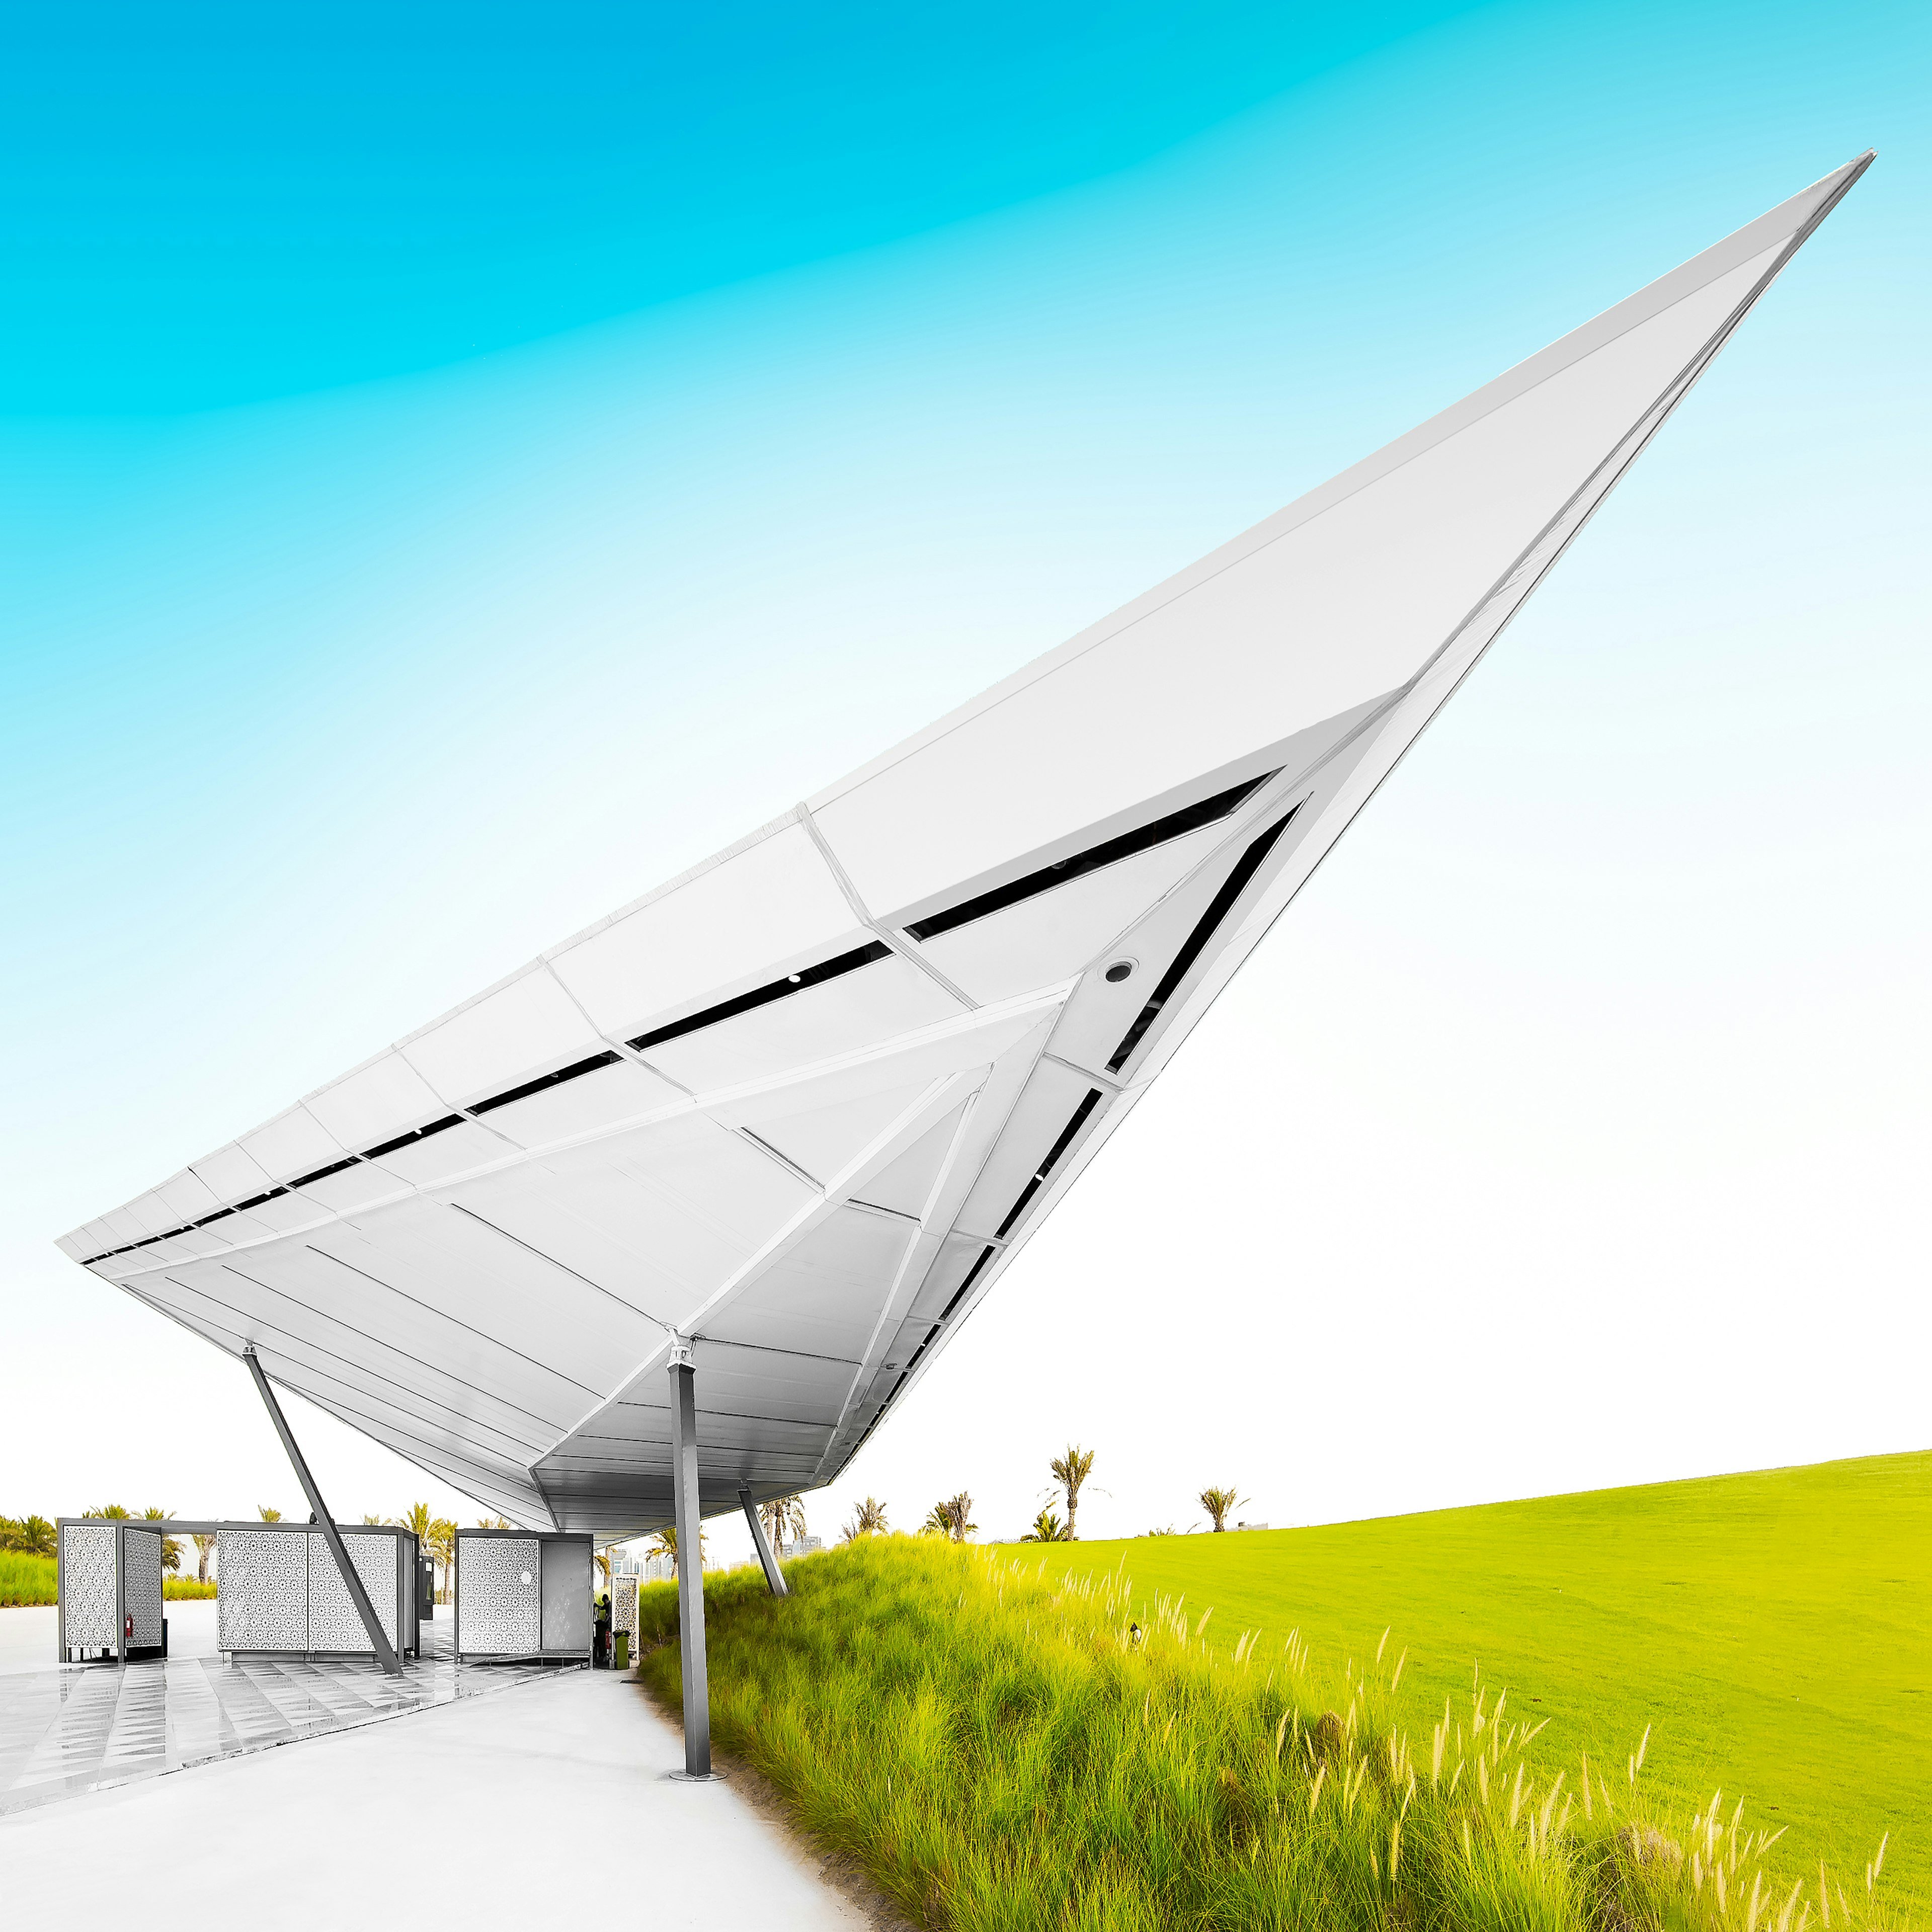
[3,3,1925,1557]
[7,1,1505,414]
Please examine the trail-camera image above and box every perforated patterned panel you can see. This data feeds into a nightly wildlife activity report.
[307,1531,399,1652]
[611,1574,637,1637]
[218,1528,309,1651]
[60,1523,117,1648]
[456,1536,540,1656]
[122,1528,164,1646]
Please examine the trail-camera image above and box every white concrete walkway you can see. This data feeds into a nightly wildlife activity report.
[1,1665,872,1929]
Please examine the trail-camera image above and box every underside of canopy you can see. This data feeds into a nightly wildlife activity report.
[60,156,1871,1541]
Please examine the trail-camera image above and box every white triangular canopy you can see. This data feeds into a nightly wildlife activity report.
[61,157,1871,1539]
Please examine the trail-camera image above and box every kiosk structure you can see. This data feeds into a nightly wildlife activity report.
[55,1518,420,1664]
[56,1518,166,1664]
[453,1527,594,1663]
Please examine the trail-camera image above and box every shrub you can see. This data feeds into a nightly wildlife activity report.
[1,1551,57,1606]
[634,1537,1906,1931]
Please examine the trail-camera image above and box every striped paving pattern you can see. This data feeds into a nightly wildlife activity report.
[0,1626,574,1814]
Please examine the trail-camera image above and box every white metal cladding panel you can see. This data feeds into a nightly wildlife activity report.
[156,1168,223,1224]
[436,1161,716,1326]
[291,1161,411,1217]
[60,1524,117,1647]
[305,1051,448,1152]
[229,1191,327,1236]
[127,1191,176,1235]
[190,1142,276,1207]
[639,958,963,1092]
[809,238,1804,918]
[457,1536,541,1655]
[98,1208,150,1248]
[169,1227,244,1260]
[904,1232,994,1324]
[142,1269,560,1466]
[702,1207,916,1360]
[746,1079,935,1187]
[238,1106,347,1186]
[364,1118,513,1187]
[318,1204,661,1398]
[123,1528,164,1646]
[915,820,1235,1005]
[205,1236,594,1432]
[218,1529,310,1651]
[955,1059,1106,1239]
[477,1058,684,1151]
[401,967,608,1105]
[855,1103,966,1218]
[548,822,867,1042]
[1039,811,1297,1075]
[307,1530,400,1652]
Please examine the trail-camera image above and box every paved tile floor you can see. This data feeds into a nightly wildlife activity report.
[0,1613,573,1814]
[1,1665,875,1930]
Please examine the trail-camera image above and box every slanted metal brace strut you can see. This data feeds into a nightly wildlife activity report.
[243,1346,404,1676]
[739,1485,789,1597]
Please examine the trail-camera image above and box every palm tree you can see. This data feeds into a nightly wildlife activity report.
[191,1533,217,1584]
[840,1496,889,1542]
[83,1503,132,1519]
[142,1507,183,1572]
[390,1503,437,1589]
[1198,1485,1246,1533]
[759,1494,808,1557]
[643,1523,707,1572]
[1050,1444,1095,1540]
[921,1493,976,1542]
[2,1515,55,1557]
[1021,1508,1065,1544]
[257,1505,283,1522]
[427,1519,457,1601]
[476,1516,514,1530]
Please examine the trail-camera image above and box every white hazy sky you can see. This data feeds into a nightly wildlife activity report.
[3,47,1925,1565]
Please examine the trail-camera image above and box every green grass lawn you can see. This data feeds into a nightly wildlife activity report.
[1033,1450,1928,1910]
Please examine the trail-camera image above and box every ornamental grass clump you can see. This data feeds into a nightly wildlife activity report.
[634,1535,1905,1932]
[1,1551,58,1606]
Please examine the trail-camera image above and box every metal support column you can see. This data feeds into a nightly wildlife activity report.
[738,1485,789,1597]
[243,1346,403,1676]
[668,1341,712,1778]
